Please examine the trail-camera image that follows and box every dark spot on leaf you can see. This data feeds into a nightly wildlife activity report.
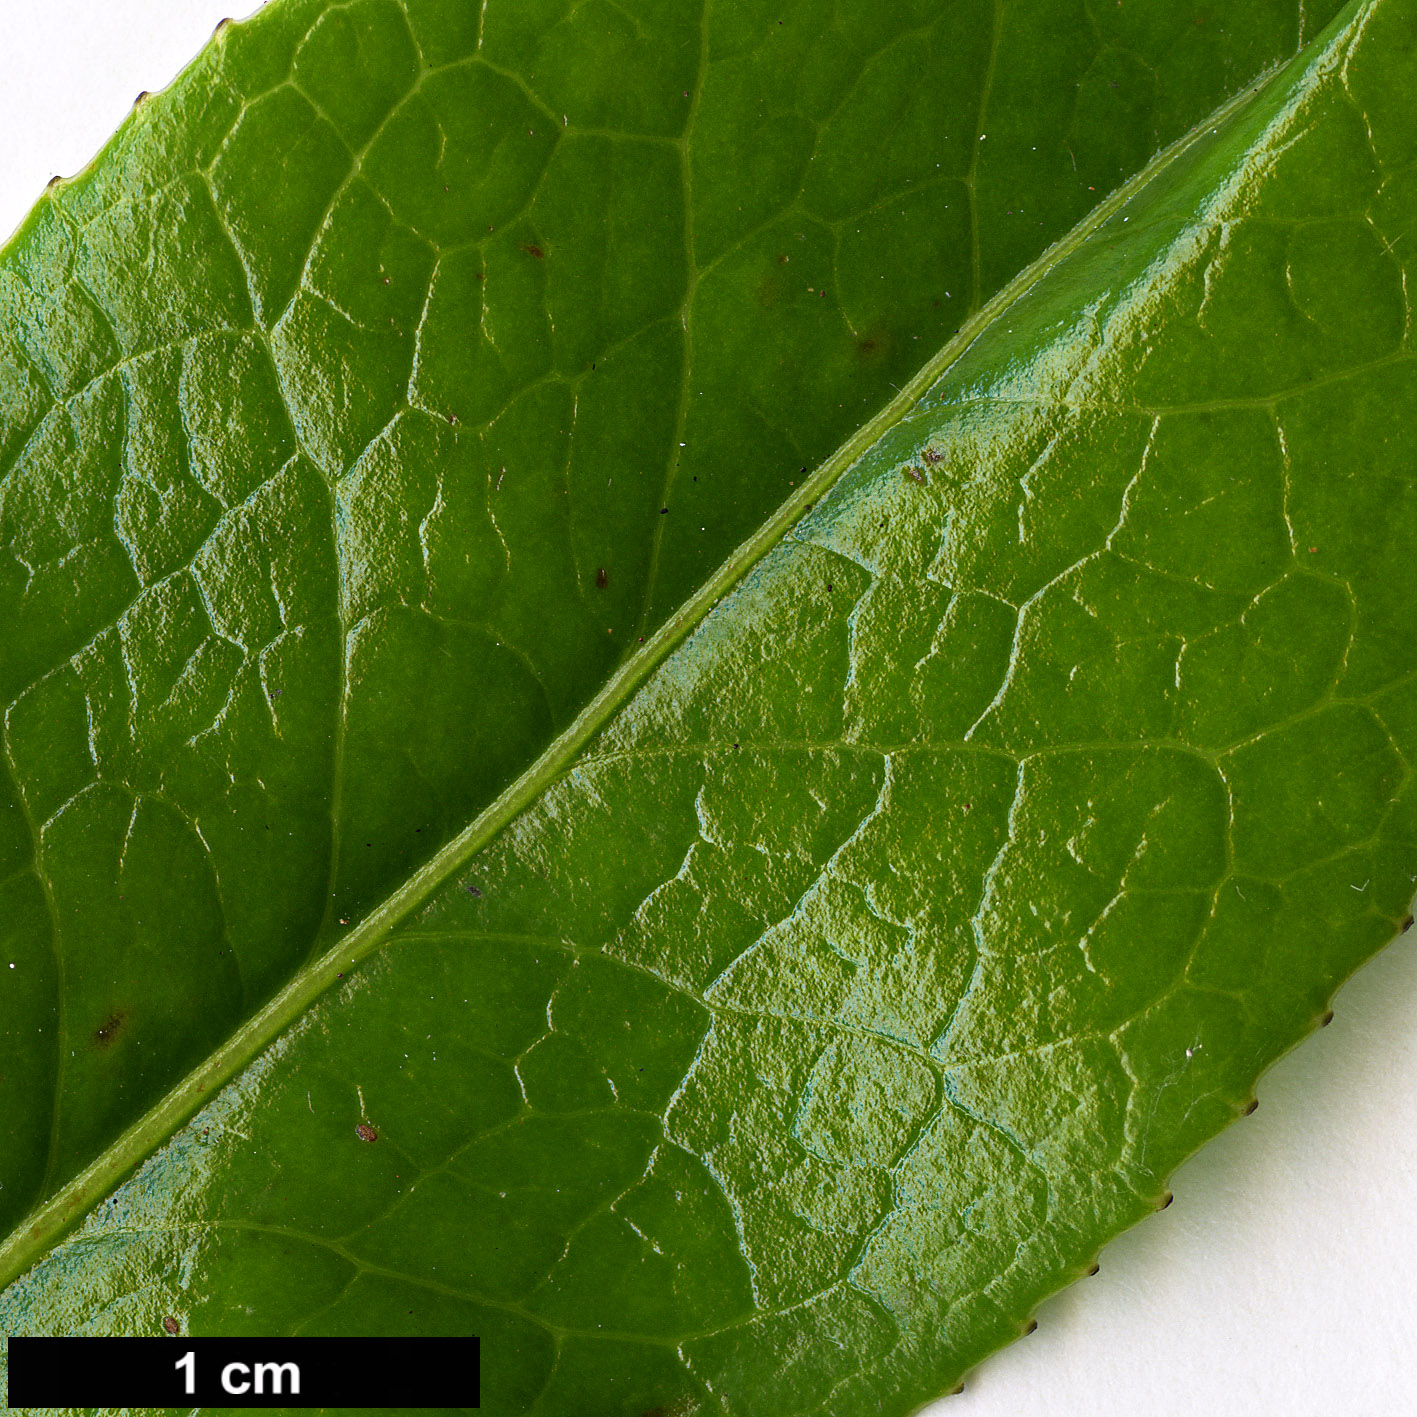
[855,325,891,362]
[904,467,925,484]
[1158,1191,1174,1209]
[93,1011,127,1048]
[465,884,482,897]
[1024,1318,1038,1335]
[660,507,669,514]
[923,446,944,465]
[1244,1098,1259,1115]
[355,1123,378,1143]
[596,567,609,589]
[162,1316,179,1336]
[1403,914,1414,932]
[1321,1009,1335,1026]
[522,243,545,260]
[1087,1261,1100,1276]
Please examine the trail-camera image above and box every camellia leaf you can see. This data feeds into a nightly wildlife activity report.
[0,0,1345,1241]
[2,0,1415,1412]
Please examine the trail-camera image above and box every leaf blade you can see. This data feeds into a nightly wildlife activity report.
[5,2,1411,1417]
[0,61,1270,1291]
[0,0,1330,1240]
[6,7,1416,1417]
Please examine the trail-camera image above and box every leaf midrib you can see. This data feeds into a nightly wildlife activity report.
[0,60,1281,1294]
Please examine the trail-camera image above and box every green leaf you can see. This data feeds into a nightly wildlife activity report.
[2,0,1415,1412]
[0,0,1331,1241]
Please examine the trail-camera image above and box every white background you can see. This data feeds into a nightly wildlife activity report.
[2,5,1416,1414]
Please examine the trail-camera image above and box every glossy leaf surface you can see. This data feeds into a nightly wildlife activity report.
[4,0,1417,1414]
[0,0,1340,1242]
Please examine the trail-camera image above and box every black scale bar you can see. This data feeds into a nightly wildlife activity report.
[7,1336,479,1409]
